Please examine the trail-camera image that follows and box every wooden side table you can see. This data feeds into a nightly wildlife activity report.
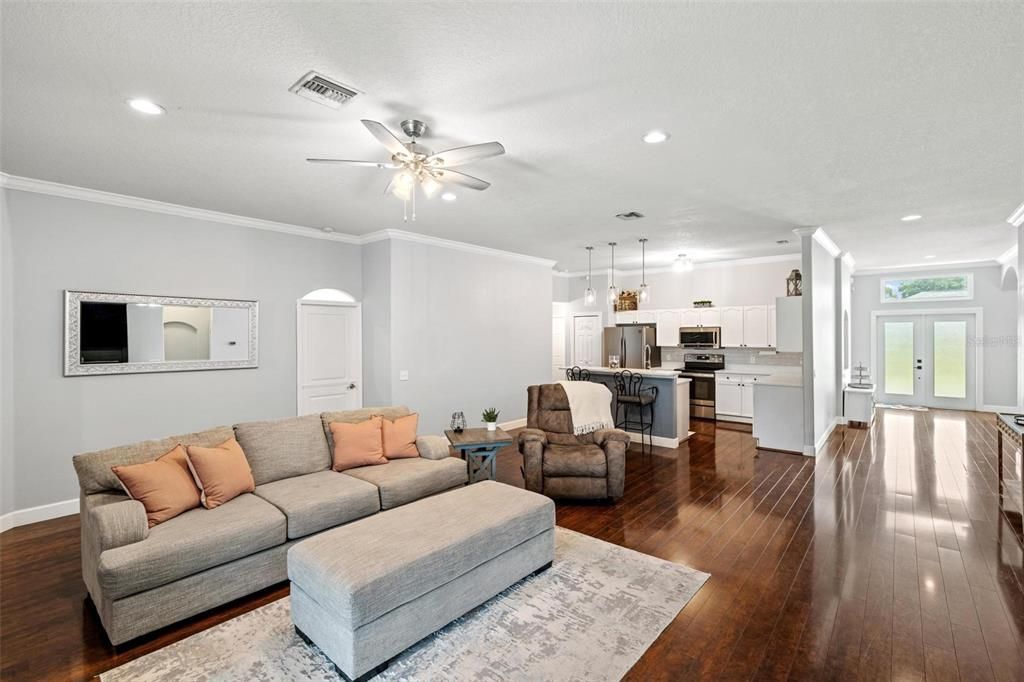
[445,427,513,483]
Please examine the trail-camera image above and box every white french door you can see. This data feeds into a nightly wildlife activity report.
[876,313,975,409]
[297,301,362,415]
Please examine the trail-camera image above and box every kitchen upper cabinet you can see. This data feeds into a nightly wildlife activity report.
[767,304,777,348]
[698,308,721,327]
[636,310,656,324]
[720,307,744,347]
[742,306,769,348]
[614,310,637,325]
[679,309,701,327]
[655,310,680,346]
[775,296,803,352]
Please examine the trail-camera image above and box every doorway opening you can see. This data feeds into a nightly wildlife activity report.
[297,289,362,415]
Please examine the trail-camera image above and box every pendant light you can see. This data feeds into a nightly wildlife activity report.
[584,246,596,306]
[607,242,619,304]
[672,253,694,273]
[638,238,650,303]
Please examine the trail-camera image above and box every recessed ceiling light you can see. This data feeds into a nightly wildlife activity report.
[127,98,165,115]
[441,192,456,202]
[642,130,670,144]
[901,214,922,222]
[924,254,936,259]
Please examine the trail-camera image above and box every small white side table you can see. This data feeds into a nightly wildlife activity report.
[844,385,875,428]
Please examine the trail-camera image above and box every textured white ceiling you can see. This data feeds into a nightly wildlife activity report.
[2,2,1021,271]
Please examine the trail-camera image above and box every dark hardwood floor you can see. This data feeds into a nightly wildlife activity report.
[2,409,1022,680]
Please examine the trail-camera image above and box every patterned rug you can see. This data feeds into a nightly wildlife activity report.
[100,527,709,681]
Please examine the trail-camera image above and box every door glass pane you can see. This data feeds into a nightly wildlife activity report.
[933,321,967,399]
[884,322,915,395]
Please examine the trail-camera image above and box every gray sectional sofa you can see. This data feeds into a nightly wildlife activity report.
[72,406,468,645]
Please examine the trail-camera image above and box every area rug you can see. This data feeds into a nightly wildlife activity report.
[100,527,709,681]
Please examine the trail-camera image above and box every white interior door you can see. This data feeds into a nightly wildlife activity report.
[572,314,602,367]
[297,302,362,415]
[552,316,567,380]
[876,313,975,409]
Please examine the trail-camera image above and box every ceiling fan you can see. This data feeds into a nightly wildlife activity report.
[308,119,505,221]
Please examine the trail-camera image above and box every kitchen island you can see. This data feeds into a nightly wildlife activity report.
[559,367,690,448]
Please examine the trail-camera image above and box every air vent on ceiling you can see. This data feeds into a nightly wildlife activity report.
[289,71,360,109]
[615,211,645,220]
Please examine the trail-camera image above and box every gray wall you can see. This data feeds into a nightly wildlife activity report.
[811,240,837,444]
[4,189,362,510]
[851,264,1016,407]
[360,239,391,406]
[1,191,14,515]
[388,239,553,433]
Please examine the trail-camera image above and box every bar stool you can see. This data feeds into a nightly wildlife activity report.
[565,366,591,381]
[613,370,658,456]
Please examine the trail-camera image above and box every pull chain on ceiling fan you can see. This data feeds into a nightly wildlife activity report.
[307,119,505,221]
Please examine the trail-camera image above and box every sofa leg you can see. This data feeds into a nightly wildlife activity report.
[295,626,390,681]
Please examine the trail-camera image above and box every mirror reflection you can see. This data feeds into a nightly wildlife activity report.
[80,302,251,364]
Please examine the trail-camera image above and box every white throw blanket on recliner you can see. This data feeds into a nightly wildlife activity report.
[557,380,615,435]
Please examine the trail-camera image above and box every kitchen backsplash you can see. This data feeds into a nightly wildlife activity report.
[661,347,803,367]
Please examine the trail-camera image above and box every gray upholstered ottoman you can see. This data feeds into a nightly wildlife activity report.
[288,480,555,681]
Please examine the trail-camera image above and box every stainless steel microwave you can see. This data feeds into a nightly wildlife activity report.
[679,326,721,348]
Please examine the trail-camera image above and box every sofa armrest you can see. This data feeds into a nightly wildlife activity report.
[592,428,631,446]
[416,435,452,461]
[90,499,149,552]
[516,428,548,446]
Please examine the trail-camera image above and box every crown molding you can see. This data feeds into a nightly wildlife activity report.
[793,226,842,258]
[555,252,801,278]
[841,252,856,272]
[0,172,361,243]
[997,244,1018,266]
[361,229,557,268]
[1007,200,1024,228]
[852,258,1001,276]
[0,173,557,266]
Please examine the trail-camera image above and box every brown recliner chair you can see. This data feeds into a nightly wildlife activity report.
[517,384,631,500]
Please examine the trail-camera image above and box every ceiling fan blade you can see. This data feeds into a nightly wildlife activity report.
[307,158,399,168]
[426,141,505,167]
[438,169,491,191]
[361,119,409,158]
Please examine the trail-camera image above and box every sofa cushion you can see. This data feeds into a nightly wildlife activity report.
[382,413,419,459]
[186,438,256,509]
[111,444,200,527]
[74,426,234,495]
[288,481,554,629]
[329,417,387,472]
[254,471,381,539]
[542,444,608,477]
[97,493,286,599]
[342,457,467,510]
[233,415,330,486]
[321,406,411,452]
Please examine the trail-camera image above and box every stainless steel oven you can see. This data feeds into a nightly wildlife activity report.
[678,353,725,420]
[679,326,721,349]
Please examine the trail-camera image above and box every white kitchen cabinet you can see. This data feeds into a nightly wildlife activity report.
[679,308,701,327]
[636,310,656,324]
[720,307,745,347]
[775,296,803,352]
[741,383,754,416]
[698,308,721,327]
[615,310,637,325]
[655,309,680,346]
[716,380,743,416]
[767,304,777,348]
[743,306,769,348]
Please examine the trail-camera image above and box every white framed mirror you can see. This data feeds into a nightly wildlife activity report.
[64,290,258,376]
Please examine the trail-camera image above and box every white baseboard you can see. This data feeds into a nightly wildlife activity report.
[625,431,680,449]
[980,404,1018,414]
[498,417,527,430]
[804,417,839,457]
[0,497,79,534]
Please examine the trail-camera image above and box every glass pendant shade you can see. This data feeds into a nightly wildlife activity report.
[608,285,619,304]
[420,174,441,197]
[639,283,650,302]
[638,238,649,303]
[584,283,596,306]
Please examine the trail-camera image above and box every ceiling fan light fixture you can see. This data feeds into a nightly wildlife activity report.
[420,174,442,198]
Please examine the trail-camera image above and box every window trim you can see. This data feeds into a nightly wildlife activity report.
[879,273,974,304]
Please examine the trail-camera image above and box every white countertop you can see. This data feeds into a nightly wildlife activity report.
[559,366,691,384]
[717,364,803,388]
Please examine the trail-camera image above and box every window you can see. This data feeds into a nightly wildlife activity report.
[880,274,973,303]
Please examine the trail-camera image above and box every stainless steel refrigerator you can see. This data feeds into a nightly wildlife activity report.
[602,325,661,369]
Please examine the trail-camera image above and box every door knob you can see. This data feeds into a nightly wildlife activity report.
[348,383,357,390]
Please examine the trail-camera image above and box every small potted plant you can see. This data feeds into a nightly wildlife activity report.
[482,407,500,431]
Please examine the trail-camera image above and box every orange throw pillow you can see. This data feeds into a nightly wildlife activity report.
[330,417,388,471]
[382,413,419,459]
[112,444,201,527]
[185,438,255,509]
